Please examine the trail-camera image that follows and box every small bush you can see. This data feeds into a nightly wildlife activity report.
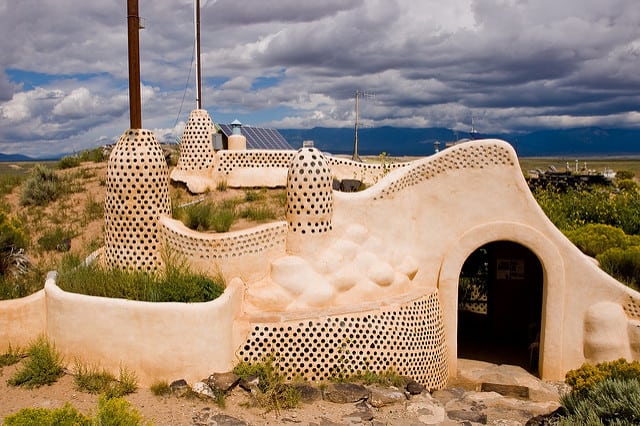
[244,189,264,202]
[37,226,75,252]
[73,362,117,394]
[0,211,28,276]
[597,246,640,290]
[3,403,90,426]
[211,207,235,232]
[0,344,24,367]
[57,155,81,169]
[8,335,64,388]
[78,147,105,163]
[177,201,236,233]
[233,357,301,412]
[0,174,25,197]
[83,195,104,222]
[565,358,640,396]
[564,224,631,257]
[20,165,63,206]
[150,380,171,396]
[616,170,635,180]
[559,378,640,425]
[94,395,147,426]
[0,268,45,301]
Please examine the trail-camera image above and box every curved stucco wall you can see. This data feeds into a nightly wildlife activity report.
[0,289,46,350]
[45,274,245,386]
[331,139,640,380]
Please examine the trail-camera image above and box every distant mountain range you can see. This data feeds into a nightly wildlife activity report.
[279,126,640,157]
[2,126,640,161]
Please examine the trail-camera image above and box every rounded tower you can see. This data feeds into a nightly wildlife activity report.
[286,147,333,254]
[227,119,247,150]
[103,129,171,271]
[173,109,216,172]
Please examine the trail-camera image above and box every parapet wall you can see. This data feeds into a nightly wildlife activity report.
[0,289,46,351]
[158,217,287,283]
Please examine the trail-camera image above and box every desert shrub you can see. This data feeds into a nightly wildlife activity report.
[616,170,635,180]
[20,164,63,206]
[244,189,265,202]
[0,174,25,196]
[8,335,64,388]
[176,200,235,233]
[347,368,406,387]
[558,378,640,425]
[0,344,24,367]
[94,395,147,426]
[57,155,81,169]
[564,224,631,257]
[150,380,171,396]
[37,226,75,252]
[0,268,45,300]
[233,356,301,412]
[617,178,639,193]
[83,195,104,222]
[0,211,27,276]
[565,359,640,396]
[73,362,116,394]
[78,147,105,163]
[3,403,90,426]
[597,247,640,290]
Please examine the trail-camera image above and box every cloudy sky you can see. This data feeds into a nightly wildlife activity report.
[1,0,639,157]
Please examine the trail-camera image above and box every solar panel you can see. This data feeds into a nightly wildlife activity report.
[218,124,293,150]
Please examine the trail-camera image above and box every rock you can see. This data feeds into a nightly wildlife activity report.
[292,382,322,403]
[406,393,446,425]
[447,409,488,424]
[323,382,370,403]
[405,378,426,395]
[343,400,374,422]
[481,382,529,399]
[238,375,260,393]
[367,384,406,407]
[206,372,240,393]
[192,381,216,399]
[169,379,190,397]
[432,387,465,405]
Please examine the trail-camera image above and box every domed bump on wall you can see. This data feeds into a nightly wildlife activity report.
[104,129,171,272]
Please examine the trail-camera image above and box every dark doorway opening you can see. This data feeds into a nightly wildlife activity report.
[457,241,543,374]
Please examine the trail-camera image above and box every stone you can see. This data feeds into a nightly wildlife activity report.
[323,382,370,403]
[192,381,216,399]
[405,378,426,395]
[169,379,190,397]
[367,384,406,407]
[343,400,374,422]
[447,409,488,424]
[481,382,529,399]
[206,372,240,393]
[238,375,260,393]
[406,394,446,425]
[292,382,322,403]
[432,387,465,405]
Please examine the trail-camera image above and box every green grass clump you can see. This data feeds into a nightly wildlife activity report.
[597,247,640,291]
[56,253,225,303]
[233,357,300,412]
[346,369,406,388]
[8,335,64,388]
[83,195,104,223]
[216,180,228,191]
[94,395,147,425]
[244,189,265,202]
[0,269,45,300]
[239,206,276,222]
[57,155,81,169]
[0,344,24,367]
[3,403,90,426]
[0,174,25,197]
[175,200,236,233]
[37,226,75,252]
[20,164,64,207]
[73,362,138,398]
[150,380,171,396]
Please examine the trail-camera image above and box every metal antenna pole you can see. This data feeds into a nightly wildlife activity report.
[352,90,361,162]
[127,0,142,128]
[194,0,202,109]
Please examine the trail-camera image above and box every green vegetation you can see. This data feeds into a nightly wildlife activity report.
[3,403,90,426]
[0,174,25,197]
[239,205,276,222]
[558,359,640,424]
[37,226,75,252]
[3,396,148,426]
[8,335,64,388]
[233,357,301,412]
[56,253,225,303]
[0,344,24,367]
[20,164,64,206]
[73,361,138,398]
[342,368,406,388]
[531,176,640,287]
[216,179,228,191]
[173,200,236,233]
[57,148,105,169]
[150,380,171,396]
[0,211,27,276]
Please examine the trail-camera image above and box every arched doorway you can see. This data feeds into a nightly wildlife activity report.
[457,241,543,373]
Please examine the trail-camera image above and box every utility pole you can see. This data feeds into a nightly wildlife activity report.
[194,0,202,109]
[352,90,374,162]
[127,0,142,128]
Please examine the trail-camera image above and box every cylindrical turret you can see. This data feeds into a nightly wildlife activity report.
[286,147,333,254]
[104,129,171,272]
[228,119,247,150]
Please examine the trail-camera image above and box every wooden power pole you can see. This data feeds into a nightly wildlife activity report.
[127,0,142,128]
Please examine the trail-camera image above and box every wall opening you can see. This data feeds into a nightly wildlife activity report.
[457,241,543,374]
